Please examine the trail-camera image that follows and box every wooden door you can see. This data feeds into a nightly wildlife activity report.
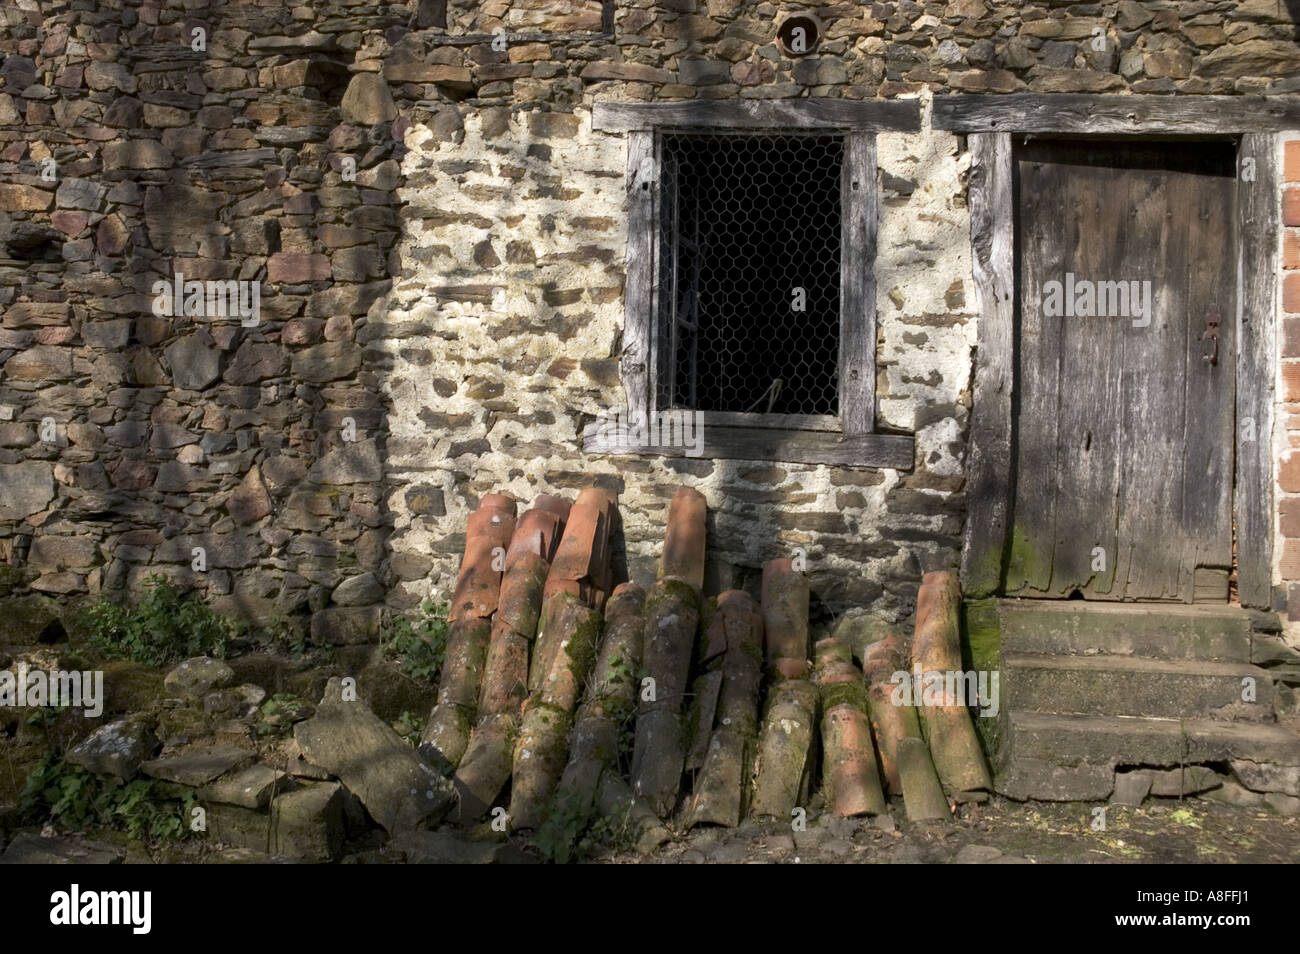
[1005,139,1237,602]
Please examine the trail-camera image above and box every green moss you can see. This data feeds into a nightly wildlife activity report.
[564,609,603,683]
[101,661,167,715]
[820,680,870,713]
[0,562,30,599]
[648,577,700,613]
[961,598,1003,761]
[1005,523,1046,593]
[962,599,1001,674]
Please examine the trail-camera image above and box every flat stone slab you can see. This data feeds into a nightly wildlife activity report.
[66,717,157,780]
[164,657,235,700]
[199,763,289,810]
[1,832,124,864]
[141,744,255,786]
[1111,771,1153,807]
[1005,653,1274,721]
[295,677,453,833]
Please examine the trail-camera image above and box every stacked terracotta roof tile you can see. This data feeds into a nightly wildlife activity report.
[421,488,990,837]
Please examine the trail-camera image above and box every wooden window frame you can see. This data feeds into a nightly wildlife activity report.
[587,99,921,468]
[941,95,1281,608]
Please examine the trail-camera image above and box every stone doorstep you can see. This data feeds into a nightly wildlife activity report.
[994,599,1260,663]
[994,711,1300,801]
[1003,652,1275,721]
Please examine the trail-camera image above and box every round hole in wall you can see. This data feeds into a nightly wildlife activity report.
[776,13,821,57]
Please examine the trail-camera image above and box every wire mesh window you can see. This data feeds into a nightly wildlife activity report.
[656,132,844,418]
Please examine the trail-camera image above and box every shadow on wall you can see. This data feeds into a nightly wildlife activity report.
[0,0,412,641]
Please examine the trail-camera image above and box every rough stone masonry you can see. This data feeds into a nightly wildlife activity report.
[0,0,1298,641]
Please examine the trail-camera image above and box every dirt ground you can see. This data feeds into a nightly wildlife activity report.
[4,795,1298,863]
[591,798,1300,865]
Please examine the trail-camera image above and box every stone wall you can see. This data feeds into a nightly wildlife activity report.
[2,0,1298,638]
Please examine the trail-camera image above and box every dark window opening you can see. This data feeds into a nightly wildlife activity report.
[656,133,843,418]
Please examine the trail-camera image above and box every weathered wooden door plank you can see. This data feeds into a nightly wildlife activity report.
[1116,165,1189,600]
[1178,156,1236,603]
[1007,150,1064,596]
[959,133,1015,597]
[1050,145,1125,599]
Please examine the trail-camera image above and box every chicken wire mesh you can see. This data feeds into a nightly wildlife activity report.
[656,132,844,418]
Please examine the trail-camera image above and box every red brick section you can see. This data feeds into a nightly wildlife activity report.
[1286,140,1300,183]
[1285,273,1300,314]
[1283,138,1300,612]
[1285,187,1300,228]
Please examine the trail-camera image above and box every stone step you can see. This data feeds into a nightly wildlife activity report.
[995,599,1261,663]
[995,711,1300,801]
[1004,652,1273,721]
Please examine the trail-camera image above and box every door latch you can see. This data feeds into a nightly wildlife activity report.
[1202,312,1219,366]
